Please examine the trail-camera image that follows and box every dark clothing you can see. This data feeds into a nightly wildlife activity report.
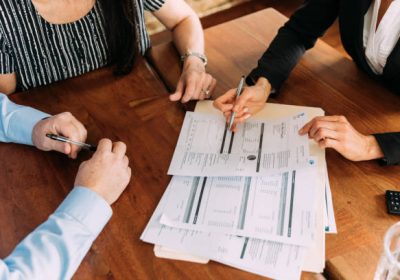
[0,0,164,91]
[246,0,400,165]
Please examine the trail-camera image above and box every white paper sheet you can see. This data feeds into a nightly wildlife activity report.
[167,112,310,177]
[190,101,327,273]
[149,102,327,274]
[324,174,337,234]
[160,162,318,246]
[141,184,306,280]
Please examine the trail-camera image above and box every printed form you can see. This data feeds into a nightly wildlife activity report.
[140,184,306,280]
[168,112,309,177]
[160,162,318,246]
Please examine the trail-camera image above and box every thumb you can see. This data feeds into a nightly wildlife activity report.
[170,80,184,101]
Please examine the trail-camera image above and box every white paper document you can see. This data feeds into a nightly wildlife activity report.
[141,184,306,280]
[159,163,318,246]
[168,112,309,177]
[325,178,337,234]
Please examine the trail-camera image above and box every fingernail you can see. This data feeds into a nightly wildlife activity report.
[299,128,304,134]
[244,114,251,120]
[243,107,249,113]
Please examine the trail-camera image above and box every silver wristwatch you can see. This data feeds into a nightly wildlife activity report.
[180,51,208,67]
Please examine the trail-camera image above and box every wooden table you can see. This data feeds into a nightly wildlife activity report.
[1,7,400,280]
[148,8,400,280]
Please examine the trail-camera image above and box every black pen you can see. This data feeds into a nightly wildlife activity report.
[46,134,97,151]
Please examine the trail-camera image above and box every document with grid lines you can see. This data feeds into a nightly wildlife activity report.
[160,161,317,246]
[168,112,309,177]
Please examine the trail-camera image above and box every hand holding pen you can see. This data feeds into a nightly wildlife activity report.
[213,76,272,131]
[32,112,88,158]
[46,134,97,151]
[228,76,246,130]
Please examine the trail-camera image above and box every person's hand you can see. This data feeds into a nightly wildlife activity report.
[74,139,132,205]
[32,112,87,159]
[169,56,216,103]
[299,115,384,161]
[213,77,271,131]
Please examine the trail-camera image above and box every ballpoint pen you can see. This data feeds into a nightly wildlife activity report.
[46,134,97,151]
[228,76,246,130]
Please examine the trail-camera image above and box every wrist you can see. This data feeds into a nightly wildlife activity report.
[80,184,113,205]
[365,135,384,160]
[182,56,206,71]
[255,77,271,101]
[181,51,207,69]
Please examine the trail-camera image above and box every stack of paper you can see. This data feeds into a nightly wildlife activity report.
[141,102,336,280]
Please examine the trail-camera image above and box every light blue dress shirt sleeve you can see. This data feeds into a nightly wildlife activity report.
[0,93,50,145]
[0,187,112,280]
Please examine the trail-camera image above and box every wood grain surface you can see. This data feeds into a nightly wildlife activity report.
[148,8,400,279]
[0,52,318,279]
[2,7,399,280]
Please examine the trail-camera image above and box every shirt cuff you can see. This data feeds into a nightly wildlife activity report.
[6,105,50,145]
[374,133,400,166]
[246,71,278,97]
[55,187,113,237]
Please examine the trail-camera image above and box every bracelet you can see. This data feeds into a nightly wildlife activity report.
[180,51,208,67]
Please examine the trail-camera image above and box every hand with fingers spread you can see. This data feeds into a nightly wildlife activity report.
[213,77,271,131]
[32,112,87,159]
[74,139,132,205]
[299,115,384,161]
[169,56,217,103]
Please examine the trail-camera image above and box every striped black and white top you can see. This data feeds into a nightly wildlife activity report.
[0,0,165,91]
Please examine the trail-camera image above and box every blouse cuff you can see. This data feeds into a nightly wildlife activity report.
[374,133,400,166]
[247,67,281,96]
[246,70,278,97]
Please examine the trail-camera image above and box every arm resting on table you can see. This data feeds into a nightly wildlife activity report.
[0,93,49,145]
[0,187,112,280]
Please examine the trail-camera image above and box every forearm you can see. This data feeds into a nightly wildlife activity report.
[247,0,339,91]
[0,187,112,280]
[0,93,49,145]
[248,26,309,91]
[171,13,204,57]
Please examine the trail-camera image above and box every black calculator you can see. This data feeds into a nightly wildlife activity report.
[386,190,400,215]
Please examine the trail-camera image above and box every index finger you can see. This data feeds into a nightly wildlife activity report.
[112,141,127,158]
[96,138,113,153]
[181,78,197,103]
[299,120,314,135]
[56,122,82,159]
[299,116,344,135]
[213,89,237,112]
